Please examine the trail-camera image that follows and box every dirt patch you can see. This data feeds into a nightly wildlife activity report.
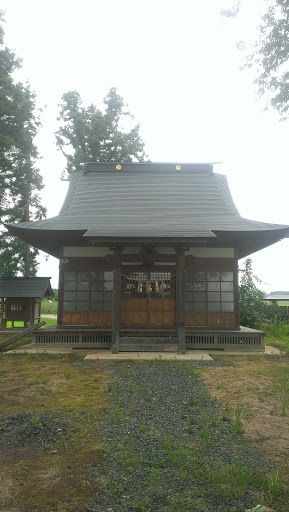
[200,356,289,473]
[0,412,72,452]
[0,354,107,511]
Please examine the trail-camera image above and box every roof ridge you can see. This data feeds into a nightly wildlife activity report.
[83,162,214,173]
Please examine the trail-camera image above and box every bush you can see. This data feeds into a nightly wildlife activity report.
[41,299,57,315]
[263,303,288,324]
[239,259,267,328]
[260,320,289,353]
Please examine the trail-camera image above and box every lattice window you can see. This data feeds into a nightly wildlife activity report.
[8,303,27,312]
[122,271,175,298]
[63,271,113,312]
[185,271,234,312]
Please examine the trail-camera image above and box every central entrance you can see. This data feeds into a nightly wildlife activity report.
[120,269,176,327]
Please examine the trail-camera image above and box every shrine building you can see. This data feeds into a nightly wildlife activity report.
[6,162,289,352]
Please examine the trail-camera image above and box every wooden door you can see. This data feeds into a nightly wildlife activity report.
[121,270,176,327]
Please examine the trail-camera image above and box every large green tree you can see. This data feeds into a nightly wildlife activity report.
[0,11,46,276]
[222,1,289,118]
[239,258,267,328]
[56,88,147,177]
[247,0,289,119]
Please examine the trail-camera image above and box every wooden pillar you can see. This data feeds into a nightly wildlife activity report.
[57,259,64,328]
[112,247,122,353]
[0,298,4,329]
[28,299,33,326]
[176,248,186,354]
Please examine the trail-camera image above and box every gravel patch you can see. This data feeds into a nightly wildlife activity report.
[86,361,281,512]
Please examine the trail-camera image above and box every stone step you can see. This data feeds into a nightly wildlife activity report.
[119,344,179,352]
[120,337,178,343]
[119,338,179,352]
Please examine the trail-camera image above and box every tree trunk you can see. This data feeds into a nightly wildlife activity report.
[24,160,30,277]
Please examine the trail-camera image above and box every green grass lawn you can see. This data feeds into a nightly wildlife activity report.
[40,317,57,327]
[3,317,56,329]
[261,322,289,353]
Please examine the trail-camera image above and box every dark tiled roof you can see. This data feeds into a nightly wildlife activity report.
[0,277,53,298]
[6,162,289,238]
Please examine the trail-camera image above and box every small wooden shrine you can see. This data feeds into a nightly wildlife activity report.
[0,277,53,329]
[5,162,289,351]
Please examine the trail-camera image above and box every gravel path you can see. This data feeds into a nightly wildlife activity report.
[87,361,278,512]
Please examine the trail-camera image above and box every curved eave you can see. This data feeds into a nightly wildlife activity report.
[4,224,87,258]
[213,227,289,259]
[5,224,289,260]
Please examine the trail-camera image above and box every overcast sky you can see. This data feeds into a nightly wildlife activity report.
[1,0,289,291]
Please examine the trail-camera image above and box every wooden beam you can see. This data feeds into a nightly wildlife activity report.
[185,257,235,270]
[120,253,177,263]
[62,253,177,264]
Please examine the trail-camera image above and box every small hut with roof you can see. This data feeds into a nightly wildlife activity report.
[0,277,53,329]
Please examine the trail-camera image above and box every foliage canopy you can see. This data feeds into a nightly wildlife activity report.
[222,1,289,118]
[248,0,289,119]
[239,258,288,328]
[239,258,267,328]
[56,88,147,177]
[0,11,46,276]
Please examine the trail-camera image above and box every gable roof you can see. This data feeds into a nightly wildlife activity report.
[5,162,289,259]
[0,277,53,299]
[264,292,289,302]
